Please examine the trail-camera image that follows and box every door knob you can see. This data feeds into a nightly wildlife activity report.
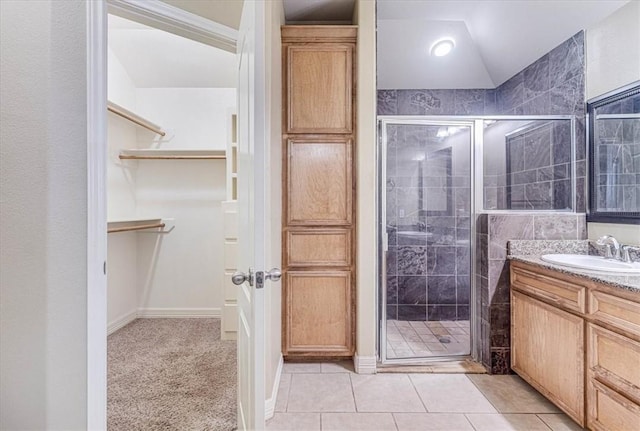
[265,268,282,282]
[231,269,254,286]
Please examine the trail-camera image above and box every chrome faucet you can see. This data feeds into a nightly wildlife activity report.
[416,221,426,232]
[596,235,621,260]
[622,245,640,263]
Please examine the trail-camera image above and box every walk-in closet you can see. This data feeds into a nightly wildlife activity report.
[105,13,238,430]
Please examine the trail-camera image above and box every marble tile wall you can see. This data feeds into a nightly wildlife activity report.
[378,31,587,213]
[476,213,587,374]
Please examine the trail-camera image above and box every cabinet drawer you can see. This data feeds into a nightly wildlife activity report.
[587,323,640,403]
[284,271,353,356]
[286,229,351,267]
[588,290,640,340]
[587,378,640,431]
[511,265,586,314]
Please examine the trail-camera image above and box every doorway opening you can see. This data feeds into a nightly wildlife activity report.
[104,11,238,430]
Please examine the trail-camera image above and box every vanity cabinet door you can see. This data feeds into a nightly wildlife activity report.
[511,291,585,426]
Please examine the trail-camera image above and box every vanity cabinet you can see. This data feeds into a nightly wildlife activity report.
[281,26,356,358]
[511,268,585,425]
[511,260,640,430]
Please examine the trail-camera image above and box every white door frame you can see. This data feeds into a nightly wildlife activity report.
[86,2,238,428]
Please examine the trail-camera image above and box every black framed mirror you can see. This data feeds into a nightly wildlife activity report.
[587,81,640,224]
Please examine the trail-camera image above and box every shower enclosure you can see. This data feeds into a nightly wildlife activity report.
[379,116,575,363]
[380,119,474,360]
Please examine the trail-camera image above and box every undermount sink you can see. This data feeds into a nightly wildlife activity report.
[397,231,432,237]
[541,254,640,274]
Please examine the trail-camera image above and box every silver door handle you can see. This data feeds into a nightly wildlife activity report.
[265,268,282,282]
[231,268,254,286]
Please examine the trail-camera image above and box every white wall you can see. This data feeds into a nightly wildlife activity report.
[135,160,226,314]
[107,48,233,326]
[136,88,236,150]
[354,0,378,372]
[0,1,88,429]
[586,1,640,246]
[107,48,140,331]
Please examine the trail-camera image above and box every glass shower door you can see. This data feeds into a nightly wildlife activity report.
[380,119,473,361]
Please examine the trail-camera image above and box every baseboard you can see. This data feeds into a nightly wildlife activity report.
[265,354,284,420]
[137,308,221,318]
[354,353,377,374]
[107,310,137,335]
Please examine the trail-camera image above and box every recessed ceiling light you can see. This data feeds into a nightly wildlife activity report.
[430,38,455,57]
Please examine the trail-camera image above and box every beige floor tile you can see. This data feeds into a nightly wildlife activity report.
[275,373,292,412]
[321,413,397,431]
[394,349,414,357]
[465,413,551,430]
[425,343,447,351]
[266,413,321,431]
[440,321,458,327]
[394,413,474,430]
[427,322,444,328]
[447,327,467,335]
[388,333,405,341]
[410,375,497,413]
[467,375,560,413]
[419,334,439,343]
[321,361,354,373]
[396,321,412,327]
[413,326,433,335]
[287,374,355,412]
[351,374,426,412]
[409,321,427,328]
[537,414,585,430]
[430,327,450,336]
[390,340,410,350]
[283,362,322,373]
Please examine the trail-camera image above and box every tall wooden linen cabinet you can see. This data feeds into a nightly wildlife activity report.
[281,26,357,358]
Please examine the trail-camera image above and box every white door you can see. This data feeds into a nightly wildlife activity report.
[235,1,268,430]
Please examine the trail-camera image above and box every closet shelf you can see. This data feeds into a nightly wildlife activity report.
[107,101,166,136]
[107,218,174,234]
[119,149,226,160]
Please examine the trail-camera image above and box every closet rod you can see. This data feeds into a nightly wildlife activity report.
[119,154,226,160]
[107,102,166,137]
[107,222,166,234]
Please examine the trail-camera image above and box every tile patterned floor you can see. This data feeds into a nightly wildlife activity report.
[386,320,470,358]
[267,362,585,431]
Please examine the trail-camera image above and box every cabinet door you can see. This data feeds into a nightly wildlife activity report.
[587,378,640,431]
[511,291,585,426]
[285,228,352,267]
[287,138,353,226]
[286,45,353,134]
[284,271,353,356]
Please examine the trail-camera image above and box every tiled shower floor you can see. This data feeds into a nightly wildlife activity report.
[386,320,470,359]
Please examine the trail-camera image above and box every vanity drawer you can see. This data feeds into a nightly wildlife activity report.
[587,323,640,403]
[511,265,586,314]
[587,378,640,431]
[588,290,640,340]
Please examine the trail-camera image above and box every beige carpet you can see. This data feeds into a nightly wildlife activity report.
[108,318,236,431]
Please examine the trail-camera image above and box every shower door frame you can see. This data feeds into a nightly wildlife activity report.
[377,115,577,365]
[378,116,479,365]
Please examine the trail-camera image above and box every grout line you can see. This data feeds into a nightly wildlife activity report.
[464,375,502,414]
[284,373,293,413]
[348,373,358,413]
[463,413,479,431]
[407,374,429,413]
